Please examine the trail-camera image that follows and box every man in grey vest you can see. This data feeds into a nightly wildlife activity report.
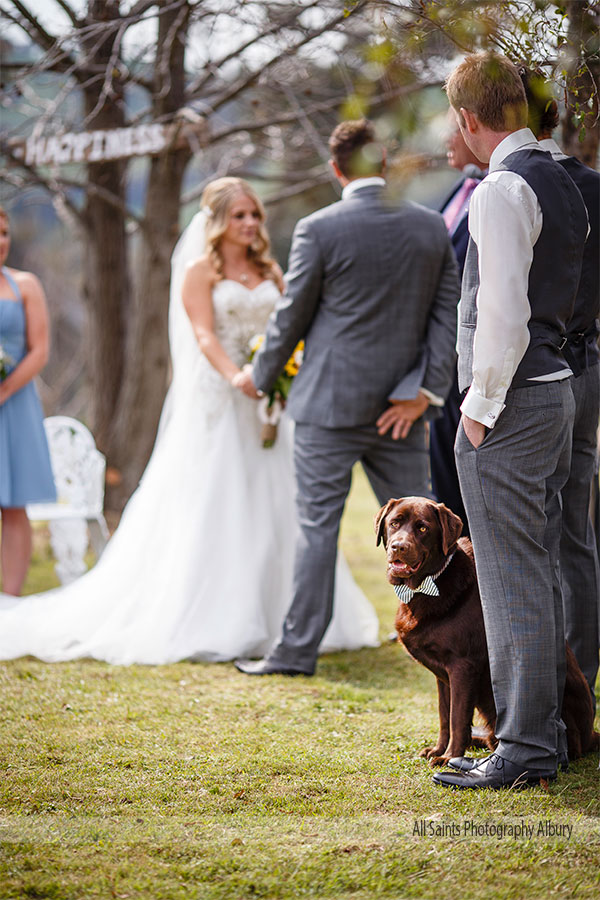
[434,53,588,790]
[520,67,600,715]
[234,119,460,677]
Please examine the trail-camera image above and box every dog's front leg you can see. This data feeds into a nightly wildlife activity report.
[437,665,477,766]
[420,678,450,762]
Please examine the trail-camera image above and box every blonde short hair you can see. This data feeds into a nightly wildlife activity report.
[200,177,276,281]
[445,52,527,133]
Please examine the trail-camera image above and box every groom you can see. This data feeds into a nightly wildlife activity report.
[235,119,460,676]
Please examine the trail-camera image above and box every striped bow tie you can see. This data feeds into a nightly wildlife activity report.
[392,553,455,605]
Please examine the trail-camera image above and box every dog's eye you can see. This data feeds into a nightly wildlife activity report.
[418,525,428,533]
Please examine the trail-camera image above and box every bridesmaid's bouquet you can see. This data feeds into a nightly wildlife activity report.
[0,342,14,380]
[248,335,304,447]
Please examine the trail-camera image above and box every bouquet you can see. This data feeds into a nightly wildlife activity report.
[0,342,14,381]
[248,335,304,447]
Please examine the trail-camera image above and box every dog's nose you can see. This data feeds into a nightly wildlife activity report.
[389,537,409,553]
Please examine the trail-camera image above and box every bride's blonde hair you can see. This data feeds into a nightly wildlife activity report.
[201,177,276,281]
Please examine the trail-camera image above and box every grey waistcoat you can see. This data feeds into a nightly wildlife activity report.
[458,148,588,393]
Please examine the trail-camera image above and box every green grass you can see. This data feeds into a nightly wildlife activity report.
[1,468,599,899]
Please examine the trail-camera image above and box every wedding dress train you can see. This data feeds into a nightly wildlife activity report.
[0,275,380,664]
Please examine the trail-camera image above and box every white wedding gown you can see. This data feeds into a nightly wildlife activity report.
[0,277,379,664]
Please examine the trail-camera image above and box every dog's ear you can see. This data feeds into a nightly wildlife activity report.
[434,502,463,556]
[374,499,398,548]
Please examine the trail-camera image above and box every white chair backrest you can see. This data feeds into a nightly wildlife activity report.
[44,416,106,514]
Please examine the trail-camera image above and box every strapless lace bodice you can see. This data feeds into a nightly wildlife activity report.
[212,278,280,368]
[184,277,280,425]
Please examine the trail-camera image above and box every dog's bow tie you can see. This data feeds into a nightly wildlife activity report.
[393,553,455,605]
[394,577,439,604]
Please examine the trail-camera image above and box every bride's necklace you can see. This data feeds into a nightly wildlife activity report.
[229,268,253,285]
[229,258,253,285]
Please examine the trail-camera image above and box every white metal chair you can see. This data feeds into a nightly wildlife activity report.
[27,416,110,584]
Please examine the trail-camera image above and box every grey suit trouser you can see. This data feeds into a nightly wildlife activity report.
[560,364,600,711]
[268,420,432,674]
[455,380,575,772]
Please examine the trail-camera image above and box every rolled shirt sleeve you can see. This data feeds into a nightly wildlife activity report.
[460,171,542,428]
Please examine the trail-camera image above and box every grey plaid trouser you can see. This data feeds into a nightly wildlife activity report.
[268,420,432,674]
[560,364,600,711]
[455,380,575,772]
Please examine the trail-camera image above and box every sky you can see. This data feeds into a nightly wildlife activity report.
[2,0,157,48]
[0,0,343,69]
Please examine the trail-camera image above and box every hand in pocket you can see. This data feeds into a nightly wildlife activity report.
[462,414,486,449]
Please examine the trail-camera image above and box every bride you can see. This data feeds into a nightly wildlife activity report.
[0,177,379,665]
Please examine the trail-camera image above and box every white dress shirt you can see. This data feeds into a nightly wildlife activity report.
[460,128,570,429]
[341,176,386,199]
[538,137,568,161]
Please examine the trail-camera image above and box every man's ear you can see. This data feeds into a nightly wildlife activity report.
[329,158,345,183]
[460,107,479,136]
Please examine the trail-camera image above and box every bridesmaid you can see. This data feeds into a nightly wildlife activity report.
[0,205,56,595]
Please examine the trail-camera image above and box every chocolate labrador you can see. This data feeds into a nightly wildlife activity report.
[375,496,599,766]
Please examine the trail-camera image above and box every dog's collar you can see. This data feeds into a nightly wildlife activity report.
[393,552,455,605]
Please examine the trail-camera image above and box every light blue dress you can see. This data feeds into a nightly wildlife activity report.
[0,267,56,507]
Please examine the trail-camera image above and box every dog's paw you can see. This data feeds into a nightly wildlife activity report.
[428,755,451,768]
[419,746,446,760]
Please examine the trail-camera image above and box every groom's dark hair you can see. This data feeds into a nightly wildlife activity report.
[329,119,383,178]
[518,65,560,138]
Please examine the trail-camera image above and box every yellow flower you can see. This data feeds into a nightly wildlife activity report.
[283,340,304,377]
[249,334,265,357]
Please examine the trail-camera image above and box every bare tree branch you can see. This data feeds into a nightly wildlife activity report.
[128,0,170,19]
[209,80,425,143]
[263,171,337,206]
[1,143,84,224]
[207,0,370,114]
[6,0,60,52]
[53,0,80,27]
[187,0,324,95]
[154,2,190,102]
[2,0,89,77]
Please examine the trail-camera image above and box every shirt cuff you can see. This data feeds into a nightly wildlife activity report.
[419,387,444,407]
[460,386,505,428]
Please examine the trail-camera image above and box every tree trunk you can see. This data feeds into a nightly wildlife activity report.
[106,149,189,510]
[81,1,128,457]
[106,1,191,510]
[561,1,600,167]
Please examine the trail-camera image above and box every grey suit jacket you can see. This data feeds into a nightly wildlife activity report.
[253,184,460,428]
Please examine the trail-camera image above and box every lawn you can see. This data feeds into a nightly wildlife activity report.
[0,468,598,899]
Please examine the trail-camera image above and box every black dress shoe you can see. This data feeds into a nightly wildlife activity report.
[234,658,312,676]
[448,752,569,773]
[447,756,479,772]
[433,753,557,790]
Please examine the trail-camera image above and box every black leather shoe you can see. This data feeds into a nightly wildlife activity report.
[433,753,557,790]
[234,658,312,676]
[447,756,479,772]
[448,752,569,773]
